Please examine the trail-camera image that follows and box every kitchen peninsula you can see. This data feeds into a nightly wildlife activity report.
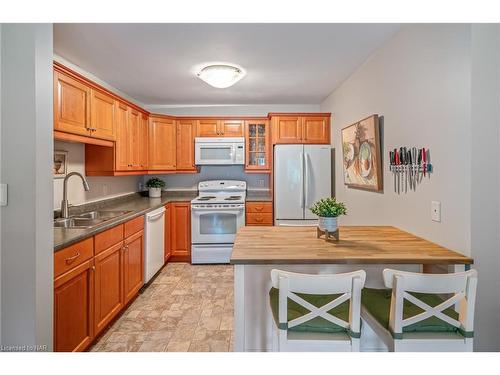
[230,226,473,352]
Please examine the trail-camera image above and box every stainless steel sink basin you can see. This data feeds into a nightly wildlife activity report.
[76,210,132,220]
[54,210,132,229]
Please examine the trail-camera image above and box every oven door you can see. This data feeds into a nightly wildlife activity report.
[191,206,245,244]
[195,143,236,165]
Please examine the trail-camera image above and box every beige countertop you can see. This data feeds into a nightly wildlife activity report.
[230,226,473,265]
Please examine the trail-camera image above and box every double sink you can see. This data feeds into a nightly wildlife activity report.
[54,210,132,229]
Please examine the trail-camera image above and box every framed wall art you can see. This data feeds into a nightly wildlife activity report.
[341,114,382,191]
[53,150,68,179]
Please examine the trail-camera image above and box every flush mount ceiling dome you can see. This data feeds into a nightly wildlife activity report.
[196,64,246,88]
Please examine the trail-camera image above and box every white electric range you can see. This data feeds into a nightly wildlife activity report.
[191,180,246,264]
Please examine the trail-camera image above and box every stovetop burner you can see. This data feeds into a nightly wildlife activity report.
[225,196,242,201]
[197,196,216,201]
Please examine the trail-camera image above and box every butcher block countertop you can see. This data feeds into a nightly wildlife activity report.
[230,226,473,265]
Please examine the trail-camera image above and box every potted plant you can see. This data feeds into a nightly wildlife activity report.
[310,197,347,232]
[145,177,165,198]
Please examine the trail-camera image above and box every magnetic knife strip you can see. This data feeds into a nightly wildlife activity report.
[389,147,432,194]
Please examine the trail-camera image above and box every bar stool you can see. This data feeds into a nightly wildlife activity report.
[361,269,478,352]
[269,269,366,352]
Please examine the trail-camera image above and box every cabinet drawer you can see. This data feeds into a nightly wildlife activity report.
[54,238,94,278]
[94,224,124,255]
[246,212,273,226]
[124,216,144,238]
[246,202,273,213]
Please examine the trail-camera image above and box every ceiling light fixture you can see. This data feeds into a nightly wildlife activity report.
[196,64,246,89]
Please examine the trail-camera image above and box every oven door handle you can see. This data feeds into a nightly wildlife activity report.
[192,207,245,213]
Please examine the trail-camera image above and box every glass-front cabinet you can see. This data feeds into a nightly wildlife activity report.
[245,120,270,172]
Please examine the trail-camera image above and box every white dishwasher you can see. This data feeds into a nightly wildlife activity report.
[144,206,165,283]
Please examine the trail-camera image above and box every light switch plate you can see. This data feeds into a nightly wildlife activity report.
[0,183,7,206]
[431,201,441,222]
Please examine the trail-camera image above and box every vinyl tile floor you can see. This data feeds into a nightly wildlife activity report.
[90,263,234,352]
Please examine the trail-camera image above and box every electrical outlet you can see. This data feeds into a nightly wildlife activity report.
[102,184,109,195]
[431,201,441,222]
[257,179,264,187]
[0,183,7,206]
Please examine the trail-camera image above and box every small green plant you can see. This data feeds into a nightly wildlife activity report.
[145,177,166,189]
[310,197,347,218]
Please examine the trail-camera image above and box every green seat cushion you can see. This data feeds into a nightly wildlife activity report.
[269,287,350,334]
[361,288,465,337]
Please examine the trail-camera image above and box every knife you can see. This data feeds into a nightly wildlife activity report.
[389,151,396,193]
[394,148,400,194]
[412,147,418,190]
[407,149,412,191]
[399,147,404,194]
[422,148,427,178]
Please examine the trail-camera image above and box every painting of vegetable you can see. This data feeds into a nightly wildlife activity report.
[341,114,382,191]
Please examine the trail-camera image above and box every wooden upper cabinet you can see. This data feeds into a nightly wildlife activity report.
[114,102,130,171]
[54,259,94,352]
[90,89,116,140]
[272,114,331,144]
[128,109,141,170]
[197,119,220,137]
[196,119,244,137]
[220,119,244,137]
[176,119,196,171]
[245,120,271,172]
[123,230,144,305]
[139,114,149,170]
[54,71,91,136]
[170,202,191,261]
[149,117,177,170]
[273,116,302,144]
[302,116,330,144]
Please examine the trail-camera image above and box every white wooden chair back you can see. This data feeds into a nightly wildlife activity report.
[382,269,478,336]
[271,269,366,335]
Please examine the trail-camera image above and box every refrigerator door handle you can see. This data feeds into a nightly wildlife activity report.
[304,152,309,209]
[300,152,305,209]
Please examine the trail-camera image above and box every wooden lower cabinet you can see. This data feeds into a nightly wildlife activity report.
[94,242,123,336]
[123,230,144,304]
[164,204,172,261]
[167,202,191,262]
[54,260,94,352]
[246,202,273,226]
[54,216,145,352]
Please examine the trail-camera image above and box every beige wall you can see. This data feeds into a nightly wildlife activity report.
[53,141,140,210]
[321,24,471,256]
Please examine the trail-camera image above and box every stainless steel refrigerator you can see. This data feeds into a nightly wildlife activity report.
[274,144,332,226]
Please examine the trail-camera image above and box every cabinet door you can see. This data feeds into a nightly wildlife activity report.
[139,114,149,170]
[90,89,116,140]
[220,119,244,137]
[129,109,141,170]
[94,242,123,336]
[245,120,270,171]
[273,116,302,144]
[164,204,171,261]
[176,119,197,171]
[197,119,220,137]
[170,203,191,261]
[302,116,330,144]
[123,230,144,305]
[149,117,177,170]
[115,102,130,171]
[54,71,91,136]
[54,260,94,352]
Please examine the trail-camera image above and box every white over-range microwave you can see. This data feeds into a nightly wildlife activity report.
[194,137,245,165]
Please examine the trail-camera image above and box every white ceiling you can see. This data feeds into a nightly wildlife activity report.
[54,24,400,106]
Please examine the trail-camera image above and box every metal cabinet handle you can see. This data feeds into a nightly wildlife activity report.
[254,206,263,211]
[255,217,264,222]
[65,252,81,264]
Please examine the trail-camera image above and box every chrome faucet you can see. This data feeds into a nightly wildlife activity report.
[61,172,90,218]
